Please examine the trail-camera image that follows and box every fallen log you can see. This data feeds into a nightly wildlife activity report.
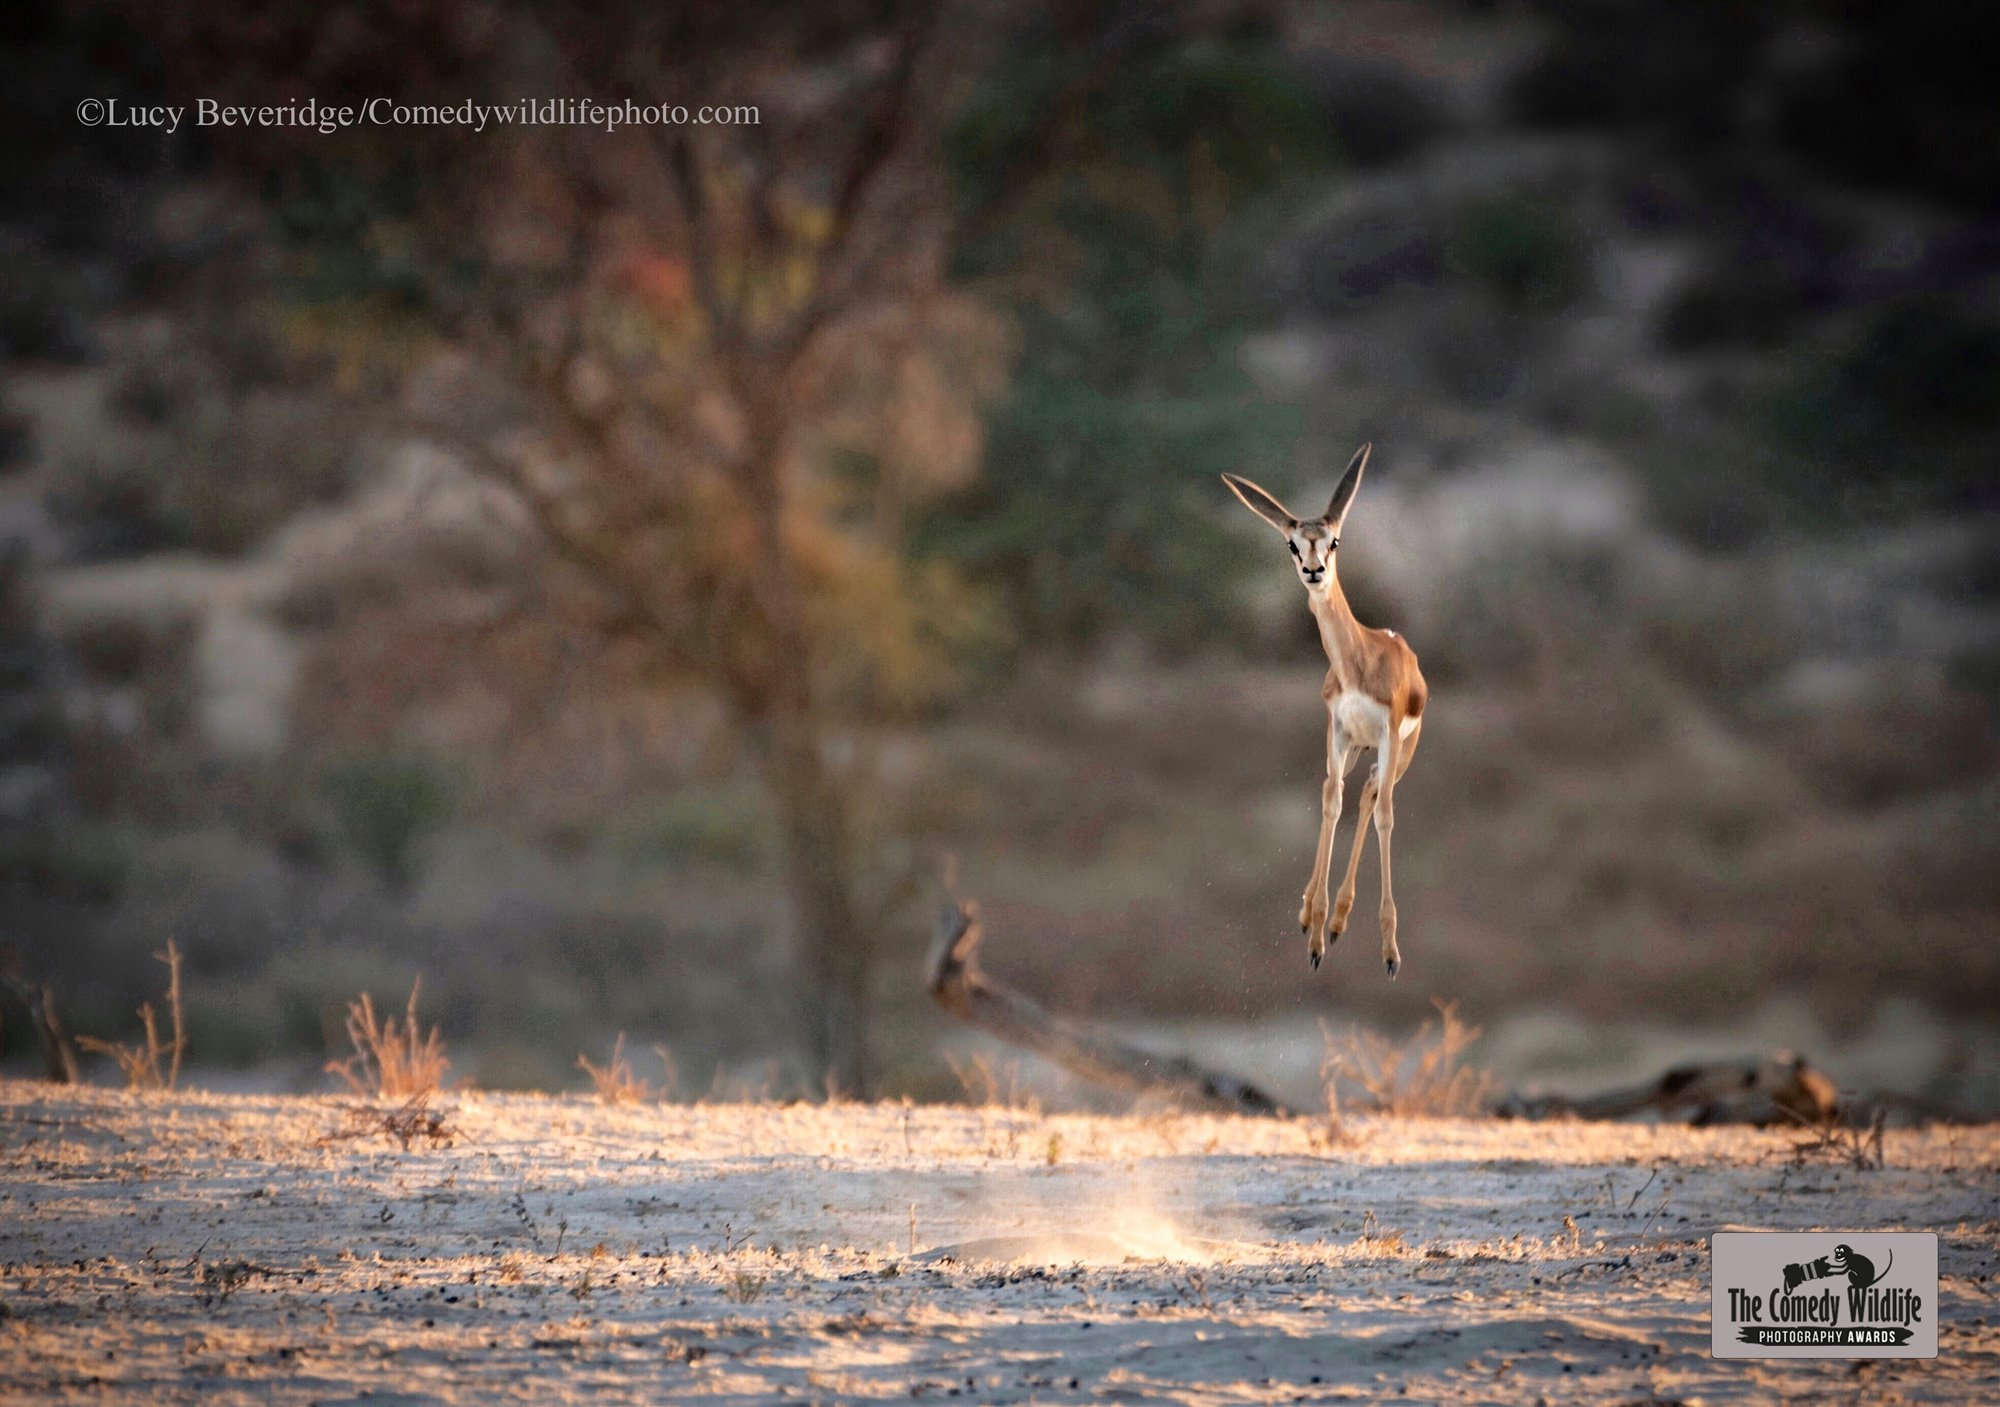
[1496,1052,1981,1127]
[923,897,1286,1118]
[1,974,79,1084]
[1496,1052,1837,1126]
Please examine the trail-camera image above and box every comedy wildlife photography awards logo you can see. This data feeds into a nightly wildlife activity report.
[1712,1232,1938,1359]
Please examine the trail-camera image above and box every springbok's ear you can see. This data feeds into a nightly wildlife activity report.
[1325,442,1371,529]
[1221,473,1300,535]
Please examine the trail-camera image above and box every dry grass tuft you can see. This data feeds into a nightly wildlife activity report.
[79,940,184,1090]
[1321,998,1495,1117]
[577,1033,651,1105]
[1356,1209,1411,1255]
[722,1270,767,1303]
[1172,1267,1213,1311]
[1786,1103,1887,1170]
[1312,1026,1363,1150]
[327,979,448,1098]
[945,1051,1037,1111]
[196,1256,274,1306]
[319,1091,459,1150]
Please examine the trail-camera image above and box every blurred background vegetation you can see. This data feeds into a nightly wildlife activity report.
[2,0,1995,1109]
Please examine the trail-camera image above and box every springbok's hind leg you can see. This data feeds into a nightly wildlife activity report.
[1301,724,1352,969]
[1330,770,1379,944]
[1373,718,1420,977]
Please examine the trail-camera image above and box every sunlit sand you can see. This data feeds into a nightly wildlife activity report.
[4,1087,1994,1403]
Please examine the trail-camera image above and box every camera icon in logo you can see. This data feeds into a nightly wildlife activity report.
[1782,1244,1886,1294]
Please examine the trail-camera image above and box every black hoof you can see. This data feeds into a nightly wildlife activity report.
[1310,948,1322,970]
[1385,957,1400,979]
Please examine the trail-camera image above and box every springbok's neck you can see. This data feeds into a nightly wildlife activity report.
[1307,573,1369,680]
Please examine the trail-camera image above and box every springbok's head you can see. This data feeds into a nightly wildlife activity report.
[1221,443,1371,594]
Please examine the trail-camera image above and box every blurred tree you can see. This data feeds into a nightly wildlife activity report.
[116,0,1328,1085]
[922,4,1331,651]
[451,3,1006,1092]
[132,0,1008,1090]
[321,748,460,891]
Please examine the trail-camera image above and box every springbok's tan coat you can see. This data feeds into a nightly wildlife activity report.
[1223,444,1427,975]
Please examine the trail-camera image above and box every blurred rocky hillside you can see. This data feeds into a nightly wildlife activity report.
[1,0,1995,1104]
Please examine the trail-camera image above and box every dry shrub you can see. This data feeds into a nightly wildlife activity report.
[722,1271,767,1304]
[944,1051,1036,1110]
[577,1033,650,1105]
[327,979,448,1098]
[79,939,184,1090]
[1312,1029,1363,1150]
[319,1091,459,1150]
[1321,999,1495,1117]
[196,1257,274,1306]
[1355,1209,1410,1255]
[1786,1103,1887,1171]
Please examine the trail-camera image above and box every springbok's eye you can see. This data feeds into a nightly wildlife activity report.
[1288,542,1301,558]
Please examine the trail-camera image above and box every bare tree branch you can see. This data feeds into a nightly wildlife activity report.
[666,132,742,371]
[780,11,941,368]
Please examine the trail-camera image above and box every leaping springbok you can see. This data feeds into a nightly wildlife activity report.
[1223,444,1427,976]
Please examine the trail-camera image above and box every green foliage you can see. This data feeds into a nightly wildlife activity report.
[614,787,777,875]
[932,26,1332,651]
[1770,4,2000,214]
[1656,260,1807,352]
[1757,297,2000,516]
[0,819,128,903]
[1292,55,1447,170]
[1445,195,1586,314]
[1504,2,1758,135]
[320,748,460,889]
[949,36,1331,253]
[270,158,423,307]
[1509,1,1998,214]
[921,365,1293,653]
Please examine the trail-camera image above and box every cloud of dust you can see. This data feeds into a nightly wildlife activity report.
[921,1162,1261,1266]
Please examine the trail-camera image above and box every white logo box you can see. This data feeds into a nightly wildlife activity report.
[1712,1231,1938,1359]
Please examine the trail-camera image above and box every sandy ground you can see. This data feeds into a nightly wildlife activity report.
[2,1088,1996,1405]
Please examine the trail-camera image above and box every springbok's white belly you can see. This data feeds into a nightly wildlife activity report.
[1331,690,1417,748]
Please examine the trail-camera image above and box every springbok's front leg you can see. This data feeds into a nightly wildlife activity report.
[1300,720,1352,968]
